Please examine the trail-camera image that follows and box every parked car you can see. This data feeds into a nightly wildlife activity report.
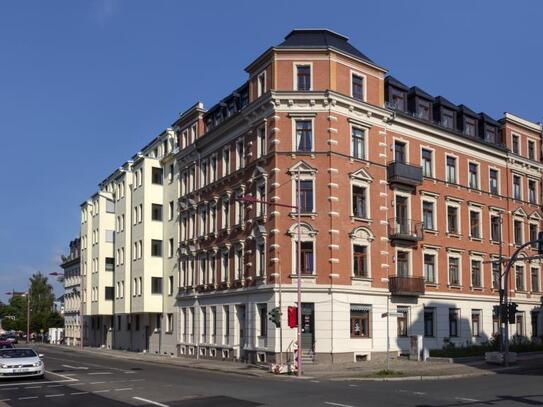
[0,341,14,349]
[2,335,18,345]
[0,348,44,379]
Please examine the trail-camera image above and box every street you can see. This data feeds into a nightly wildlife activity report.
[0,346,541,406]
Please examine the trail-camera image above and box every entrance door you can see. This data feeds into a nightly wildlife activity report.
[395,196,409,234]
[301,303,314,351]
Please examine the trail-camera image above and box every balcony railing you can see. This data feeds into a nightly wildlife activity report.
[388,218,423,245]
[387,161,423,189]
[388,276,425,296]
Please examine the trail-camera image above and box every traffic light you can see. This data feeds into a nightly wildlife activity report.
[538,231,543,254]
[507,302,518,324]
[268,307,281,328]
[287,306,298,328]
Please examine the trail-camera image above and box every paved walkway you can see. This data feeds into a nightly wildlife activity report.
[41,344,543,380]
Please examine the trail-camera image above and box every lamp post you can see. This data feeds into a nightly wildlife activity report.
[5,290,30,344]
[240,168,303,376]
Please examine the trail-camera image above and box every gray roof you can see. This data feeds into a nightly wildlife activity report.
[278,29,374,64]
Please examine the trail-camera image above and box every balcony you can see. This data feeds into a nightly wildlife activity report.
[388,218,423,246]
[387,161,423,190]
[388,276,425,296]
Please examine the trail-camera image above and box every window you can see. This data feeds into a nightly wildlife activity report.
[424,308,435,337]
[352,74,364,101]
[351,127,365,159]
[529,180,536,204]
[449,256,460,286]
[106,199,115,213]
[472,310,481,337]
[528,140,536,160]
[396,251,409,277]
[512,134,520,154]
[465,118,476,137]
[236,139,245,170]
[397,307,408,337]
[221,198,230,229]
[152,167,163,185]
[468,162,479,189]
[490,215,501,242]
[235,247,243,280]
[105,257,115,272]
[516,313,525,336]
[514,220,523,245]
[350,305,371,337]
[394,141,406,163]
[221,251,229,282]
[223,148,230,176]
[423,253,436,283]
[295,120,312,152]
[256,183,266,217]
[421,149,433,177]
[492,261,501,289]
[168,163,174,183]
[471,259,482,288]
[256,242,265,277]
[105,287,114,300]
[151,239,162,257]
[166,313,173,333]
[531,267,540,292]
[446,156,457,183]
[168,238,174,258]
[422,201,434,230]
[168,275,174,295]
[296,65,311,91]
[353,245,368,278]
[106,230,115,243]
[169,201,174,221]
[151,277,162,294]
[530,223,538,249]
[257,304,267,337]
[513,175,521,200]
[447,205,458,234]
[469,210,481,239]
[489,169,499,194]
[352,185,367,218]
[257,71,266,97]
[532,311,539,337]
[449,308,459,337]
[300,242,314,274]
[138,204,143,223]
[516,265,525,291]
[151,204,163,221]
[297,179,314,213]
[257,126,266,158]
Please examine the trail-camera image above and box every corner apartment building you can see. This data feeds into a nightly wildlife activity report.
[80,29,543,363]
[60,238,81,346]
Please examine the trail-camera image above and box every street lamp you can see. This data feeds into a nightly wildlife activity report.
[5,290,30,344]
[240,168,303,377]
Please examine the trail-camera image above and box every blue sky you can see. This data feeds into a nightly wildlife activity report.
[0,0,541,301]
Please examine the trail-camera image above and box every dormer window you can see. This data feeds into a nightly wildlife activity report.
[465,118,476,137]
[390,91,405,110]
[485,127,498,144]
[352,73,364,101]
[441,110,454,129]
[417,101,430,120]
[512,134,520,154]
[296,65,311,91]
[257,71,266,97]
[528,140,536,160]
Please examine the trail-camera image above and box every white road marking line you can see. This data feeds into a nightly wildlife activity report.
[0,399,11,402]
[456,397,480,402]
[19,396,39,400]
[89,381,106,384]
[24,386,42,389]
[413,392,426,395]
[311,380,320,383]
[45,356,132,373]
[0,387,19,391]
[45,394,65,398]
[133,396,170,407]
[128,379,145,382]
[89,372,113,375]
[47,384,64,387]
[324,403,355,407]
[124,371,137,374]
[70,391,89,395]
[93,389,111,393]
[114,387,132,391]
[45,370,79,382]
[62,364,89,370]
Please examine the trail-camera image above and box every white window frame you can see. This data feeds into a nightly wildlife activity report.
[293,62,313,91]
[257,70,266,97]
[350,70,367,102]
[392,137,410,163]
[420,146,435,178]
[446,201,462,235]
[350,227,374,279]
[291,117,315,153]
[421,197,437,231]
[468,206,483,240]
[350,124,368,160]
[512,173,523,201]
[289,223,317,276]
[511,132,521,155]
[467,160,481,190]
[422,247,439,284]
[255,238,266,278]
[235,138,245,170]
[447,251,463,287]
[291,171,316,214]
[257,124,267,158]
[350,179,371,220]
[469,256,484,289]
[445,153,459,184]
[395,248,413,277]
[222,146,231,176]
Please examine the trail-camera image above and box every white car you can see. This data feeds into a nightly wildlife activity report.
[0,348,45,379]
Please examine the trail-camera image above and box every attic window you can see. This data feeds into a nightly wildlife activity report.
[296,65,311,91]
[352,74,364,101]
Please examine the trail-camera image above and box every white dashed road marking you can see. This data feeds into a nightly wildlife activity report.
[114,387,132,391]
[324,402,355,407]
[62,364,89,370]
[70,391,89,395]
[19,396,39,400]
[93,389,111,393]
[456,397,480,402]
[89,372,113,375]
[133,396,170,407]
[25,386,42,389]
[45,394,65,398]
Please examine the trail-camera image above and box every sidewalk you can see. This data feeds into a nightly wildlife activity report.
[41,344,543,381]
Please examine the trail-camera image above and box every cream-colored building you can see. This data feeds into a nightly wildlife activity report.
[60,238,81,346]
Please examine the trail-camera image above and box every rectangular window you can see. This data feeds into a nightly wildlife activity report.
[351,127,365,159]
[422,201,434,230]
[152,167,163,185]
[471,310,481,337]
[257,126,266,158]
[489,169,499,194]
[256,183,266,217]
[151,239,162,257]
[105,257,115,272]
[491,215,501,242]
[257,304,267,337]
[516,313,524,336]
[469,163,479,189]
[295,120,312,152]
[512,134,520,154]
[421,149,433,177]
[169,201,174,221]
[236,139,245,170]
[257,71,266,97]
[513,175,521,200]
[350,305,371,337]
[471,259,482,288]
[353,245,368,278]
[151,204,163,221]
[531,267,540,292]
[447,206,458,234]
[449,308,459,337]
[105,230,115,243]
[516,265,525,291]
[352,185,367,218]
[394,141,406,163]
[514,220,523,245]
[470,210,481,239]
[528,140,536,160]
[168,238,174,258]
[424,308,434,337]
[492,261,501,290]
[397,307,408,337]
[423,253,436,283]
[300,241,314,274]
[222,199,230,229]
[297,179,314,213]
[530,223,538,249]
[529,180,536,204]
[449,257,460,286]
[446,156,457,183]
[166,313,173,333]
[168,275,174,295]
[532,311,539,337]
[223,148,230,176]
[296,65,311,91]
[105,286,114,301]
[257,242,265,277]
[396,251,409,277]
[352,74,364,101]
[151,277,162,294]
[106,200,115,213]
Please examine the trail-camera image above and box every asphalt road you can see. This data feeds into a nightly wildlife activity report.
[0,345,541,406]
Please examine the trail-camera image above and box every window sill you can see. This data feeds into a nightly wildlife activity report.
[289,212,317,219]
[350,336,371,339]
[351,216,372,224]
[469,236,483,242]
[470,286,484,291]
[425,282,439,288]
[351,276,371,282]
[424,229,439,235]
[448,284,462,289]
[446,232,462,238]
[289,274,316,279]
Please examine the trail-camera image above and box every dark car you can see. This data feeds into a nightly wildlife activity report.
[4,335,18,345]
[0,341,13,349]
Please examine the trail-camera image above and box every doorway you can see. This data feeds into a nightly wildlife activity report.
[301,303,314,351]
